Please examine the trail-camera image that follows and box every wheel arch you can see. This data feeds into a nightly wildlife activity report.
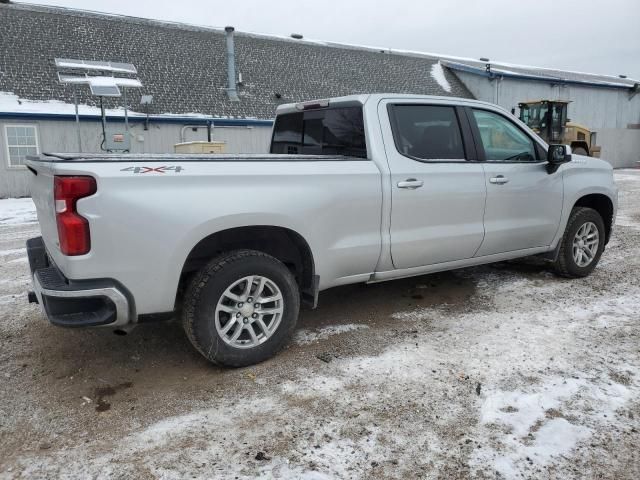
[178,225,317,308]
[573,193,614,244]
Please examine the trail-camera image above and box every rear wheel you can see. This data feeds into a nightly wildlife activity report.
[182,250,300,367]
[554,207,605,278]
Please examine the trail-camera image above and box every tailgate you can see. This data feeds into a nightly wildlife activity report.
[26,161,59,256]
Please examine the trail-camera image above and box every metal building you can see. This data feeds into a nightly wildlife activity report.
[443,59,640,168]
[1,2,638,198]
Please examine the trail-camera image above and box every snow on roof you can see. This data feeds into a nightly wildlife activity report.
[0,91,267,123]
[57,75,143,88]
[430,62,452,93]
[0,91,140,117]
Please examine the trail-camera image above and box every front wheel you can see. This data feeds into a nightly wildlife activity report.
[554,207,605,278]
[182,250,300,367]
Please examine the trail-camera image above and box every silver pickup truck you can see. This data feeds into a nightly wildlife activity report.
[26,94,618,366]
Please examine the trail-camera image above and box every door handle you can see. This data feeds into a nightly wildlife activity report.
[397,178,424,189]
[489,175,509,185]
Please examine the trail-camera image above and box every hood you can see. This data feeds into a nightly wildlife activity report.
[566,154,613,173]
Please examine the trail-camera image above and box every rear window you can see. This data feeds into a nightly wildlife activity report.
[270,106,367,158]
[389,105,465,160]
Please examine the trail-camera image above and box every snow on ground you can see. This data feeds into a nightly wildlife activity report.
[0,198,37,226]
[0,248,26,257]
[294,324,369,345]
[11,266,638,478]
[0,170,639,479]
[430,61,452,93]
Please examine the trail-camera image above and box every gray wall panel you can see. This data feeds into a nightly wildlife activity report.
[0,119,272,197]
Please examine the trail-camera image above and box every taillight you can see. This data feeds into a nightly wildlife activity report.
[54,176,97,256]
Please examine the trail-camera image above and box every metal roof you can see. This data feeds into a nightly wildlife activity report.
[441,59,639,90]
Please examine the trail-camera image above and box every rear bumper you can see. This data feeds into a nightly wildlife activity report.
[27,237,132,328]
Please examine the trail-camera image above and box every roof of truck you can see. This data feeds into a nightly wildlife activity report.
[275,93,513,115]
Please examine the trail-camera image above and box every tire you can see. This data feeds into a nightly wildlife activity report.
[182,249,300,367]
[554,207,605,278]
[572,147,589,156]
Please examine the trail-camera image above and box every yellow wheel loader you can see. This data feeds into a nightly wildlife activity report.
[518,100,600,157]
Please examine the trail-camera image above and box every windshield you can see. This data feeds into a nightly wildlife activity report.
[519,103,548,131]
[270,106,367,158]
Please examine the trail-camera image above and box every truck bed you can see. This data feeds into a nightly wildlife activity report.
[26,150,383,315]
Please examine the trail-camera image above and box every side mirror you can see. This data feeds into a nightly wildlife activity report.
[546,144,572,173]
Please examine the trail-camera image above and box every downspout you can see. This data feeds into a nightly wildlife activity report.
[225,26,240,101]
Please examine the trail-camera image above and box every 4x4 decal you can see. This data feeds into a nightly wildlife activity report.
[120,166,184,174]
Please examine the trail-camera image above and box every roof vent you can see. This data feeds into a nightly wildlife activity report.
[479,57,490,62]
[225,26,239,102]
[291,33,303,39]
[619,74,627,79]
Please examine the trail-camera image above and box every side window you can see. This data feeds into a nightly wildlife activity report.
[5,125,39,167]
[271,112,303,155]
[270,107,367,158]
[472,110,537,162]
[389,105,465,161]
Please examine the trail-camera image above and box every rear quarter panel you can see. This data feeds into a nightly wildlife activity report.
[38,159,382,315]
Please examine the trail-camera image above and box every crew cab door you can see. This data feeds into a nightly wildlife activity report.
[467,108,563,256]
[380,101,486,269]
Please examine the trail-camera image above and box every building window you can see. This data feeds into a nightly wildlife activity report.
[5,125,39,167]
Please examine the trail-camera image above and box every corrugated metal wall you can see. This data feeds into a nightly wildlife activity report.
[455,71,640,168]
[0,119,273,198]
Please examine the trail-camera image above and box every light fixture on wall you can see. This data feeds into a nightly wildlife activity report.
[140,95,153,131]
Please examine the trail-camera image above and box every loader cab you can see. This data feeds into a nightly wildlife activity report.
[518,100,568,144]
[518,100,597,157]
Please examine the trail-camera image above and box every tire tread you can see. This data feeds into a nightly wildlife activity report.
[554,207,604,278]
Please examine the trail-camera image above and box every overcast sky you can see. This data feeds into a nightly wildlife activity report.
[23,0,640,80]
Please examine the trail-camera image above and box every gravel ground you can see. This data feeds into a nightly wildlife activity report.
[1,170,639,479]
